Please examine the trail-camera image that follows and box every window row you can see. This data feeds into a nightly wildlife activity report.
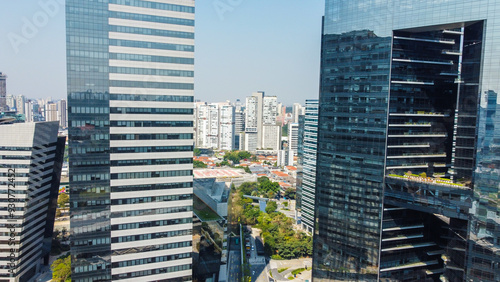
[112,241,191,256]
[110,107,193,114]
[110,121,193,127]
[112,264,191,280]
[109,25,193,39]
[110,133,192,140]
[110,94,193,102]
[111,158,192,167]
[112,217,192,231]
[110,53,193,65]
[111,181,192,193]
[112,194,192,205]
[110,39,193,53]
[110,145,192,153]
[110,205,192,218]
[111,169,192,179]
[112,228,192,243]
[109,11,194,26]
[110,80,193,90]
[110,0,194,13]
[113,252,191,268]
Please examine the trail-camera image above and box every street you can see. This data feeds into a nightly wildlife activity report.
[228,236,241,282]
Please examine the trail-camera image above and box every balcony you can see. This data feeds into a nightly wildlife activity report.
[394,35,455,44]
[387,143,430,149]
[388,132,447,138]
[442,49,462,56]
[386,174,468,189]
[391,80,434,85]
[387,153,446,159]
[443,29,463,35]
[380,260,439,272]
[381,242,436,252]
[393,58,454,65]
[382,234,424,242]
[389,112,446,117]
[389,123,432,127]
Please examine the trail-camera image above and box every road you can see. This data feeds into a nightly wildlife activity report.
[228,236,241,282]
[249,227,268,282]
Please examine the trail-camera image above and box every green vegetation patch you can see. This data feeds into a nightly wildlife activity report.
[278,267,289,273]
[193,197,221,221]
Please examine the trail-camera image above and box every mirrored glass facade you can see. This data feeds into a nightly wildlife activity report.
[314,1,500,281]
[67,1,194,281]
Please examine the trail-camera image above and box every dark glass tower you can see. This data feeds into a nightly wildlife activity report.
[314,1,500,281]
[67,1,195,281]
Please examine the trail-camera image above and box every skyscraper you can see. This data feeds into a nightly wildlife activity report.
[57,99,68,128]
[314,1,500,281]
[66,1,195,281]
[0,72,7,112]
[0,121,65,281]
[296,100,318,233]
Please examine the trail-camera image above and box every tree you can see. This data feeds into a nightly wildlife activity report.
[237,151,252,160]
[194,147,201,156]
[284,188,296,199]
[57,193,69,209]
[51,254,71,282]
[193,160,207,168]
[265,201,278,214]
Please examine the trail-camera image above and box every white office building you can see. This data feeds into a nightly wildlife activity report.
[0,121,64,281]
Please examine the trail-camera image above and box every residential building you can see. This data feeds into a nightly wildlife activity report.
[6,95,15,111]
[57,99,68,128]
[219,103,234,151]
[15,95,25,115]
[291,102,303,124]
[242,92,280,151]
[0,72,6,111]
[195,102,220,149]
[0,121,65,281]
[194,102,234,151]
[296,100,318,233]
[313,1,500,281]
[287,123,299,154]
[233,99,245,149]
[262,125,281,150]
[66,0,195,281]
[45,103,58,123]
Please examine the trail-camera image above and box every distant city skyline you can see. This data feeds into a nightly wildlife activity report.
[0,0,324,105]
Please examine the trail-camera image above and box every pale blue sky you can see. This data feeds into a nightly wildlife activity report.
[0,0,324,105]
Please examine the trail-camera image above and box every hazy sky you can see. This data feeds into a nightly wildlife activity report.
[0,0,324,105]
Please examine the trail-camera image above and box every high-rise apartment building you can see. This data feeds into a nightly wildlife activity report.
[233,99,245,149]
[66,1,195,281]
[194,102,234,150]
[0,121,65,281]
[6,95,15,111]
[0,72,6,112]
[296,100,318,233]
[57,99,68,128]
[243,92,280,151]
[291,103,303,124]
[45,103,58,123]
[14,95,25,116]
[314,1,500,281]
[219,103,234,151]
[287,123,299,154]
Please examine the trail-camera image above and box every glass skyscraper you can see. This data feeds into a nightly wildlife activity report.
[66,1,194,281]
[314,0,500,281]
[296,99,318,233]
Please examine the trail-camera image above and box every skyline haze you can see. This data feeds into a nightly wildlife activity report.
[0,0,324,105]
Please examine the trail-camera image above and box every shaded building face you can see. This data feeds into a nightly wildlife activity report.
[315,1,500,281]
